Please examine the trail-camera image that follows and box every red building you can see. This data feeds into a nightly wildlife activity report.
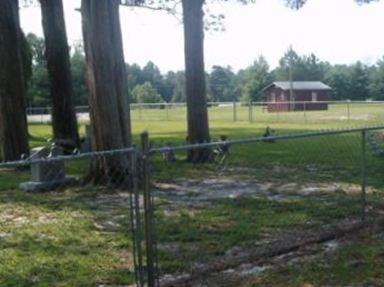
[263,81,332,112]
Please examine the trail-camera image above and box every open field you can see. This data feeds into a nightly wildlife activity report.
[2,107,384,286]
[28,102,384,131]
[27,102,384,147]
[129,102,384,126]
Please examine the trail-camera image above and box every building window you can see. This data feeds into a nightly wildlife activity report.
[311,92,318,102]
[280,93,285,101]
[271,92,276,102]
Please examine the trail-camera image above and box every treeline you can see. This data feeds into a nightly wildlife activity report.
[25,33,87,107]
[25,35,384,107]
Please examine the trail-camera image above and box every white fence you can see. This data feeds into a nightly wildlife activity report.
[26,100,384,125]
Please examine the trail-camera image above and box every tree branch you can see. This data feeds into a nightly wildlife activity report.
[120,0,182,23]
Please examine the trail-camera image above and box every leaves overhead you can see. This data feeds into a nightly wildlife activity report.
[121,0,372,32]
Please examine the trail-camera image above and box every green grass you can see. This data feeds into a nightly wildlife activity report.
[1,104,384,286]
[0,188,134,286]
[252,231,384,287]
[28,103,384,145]
[128,103,384,130]
[156,194,362,274]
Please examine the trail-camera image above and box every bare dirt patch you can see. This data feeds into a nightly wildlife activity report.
[155,177,294,207]
[154,176,362,208]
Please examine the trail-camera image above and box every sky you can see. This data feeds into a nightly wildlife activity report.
[19,0,384,73]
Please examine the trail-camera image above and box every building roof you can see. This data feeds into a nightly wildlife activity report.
[264,81,332,91]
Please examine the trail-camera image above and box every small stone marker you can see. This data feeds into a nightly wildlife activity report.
[213,135,230,164]
[20,145,76,192]
[163,143,176,163]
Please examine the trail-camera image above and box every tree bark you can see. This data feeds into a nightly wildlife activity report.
[40,0,79,147]
[0,0,30,161]
[182,0,211,162]
[81,0,132,181]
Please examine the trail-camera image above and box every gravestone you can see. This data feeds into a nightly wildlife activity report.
[163,143,176,163]
[212,135,230,164]
[263,126,276,143]
[20,145,76,192]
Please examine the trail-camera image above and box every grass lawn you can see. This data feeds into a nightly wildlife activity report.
[0,188,134,286]
[128,102,384,130]
[247,225,384,287]
[28,102,384,146]
[1,105,384,286]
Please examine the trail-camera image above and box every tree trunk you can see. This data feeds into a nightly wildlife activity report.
[182,0,211,162]
[40,0,79,147]
[81,0,132,181]
[0,0,29,161]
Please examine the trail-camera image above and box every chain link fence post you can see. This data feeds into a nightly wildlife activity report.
[347,101,351,121]
[361,129,367,221]
[233,101,237,122]
[249,101,253,123]
[165,103,169,121]
[130,146,145,287]
[140,131,157,287]
[303,101,307,122]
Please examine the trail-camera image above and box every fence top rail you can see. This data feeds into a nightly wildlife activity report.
[150,125,384,154]
[130,103,186,107]
[0,147,135,168]
[256,100,384,105]
[232,100,384,105]
[128,100,384,105]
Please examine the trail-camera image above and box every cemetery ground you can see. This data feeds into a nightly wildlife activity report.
[2,113,384,286]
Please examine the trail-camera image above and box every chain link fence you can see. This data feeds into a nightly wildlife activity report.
[147,126,384,286]
[1,126,384,286]
[26,101,384,127]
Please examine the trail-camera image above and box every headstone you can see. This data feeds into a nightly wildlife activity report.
[20,145,76,192]
[213,135,230,164]
[163,143,176,163]
[263,126,276,143]
[81,124,92,153]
